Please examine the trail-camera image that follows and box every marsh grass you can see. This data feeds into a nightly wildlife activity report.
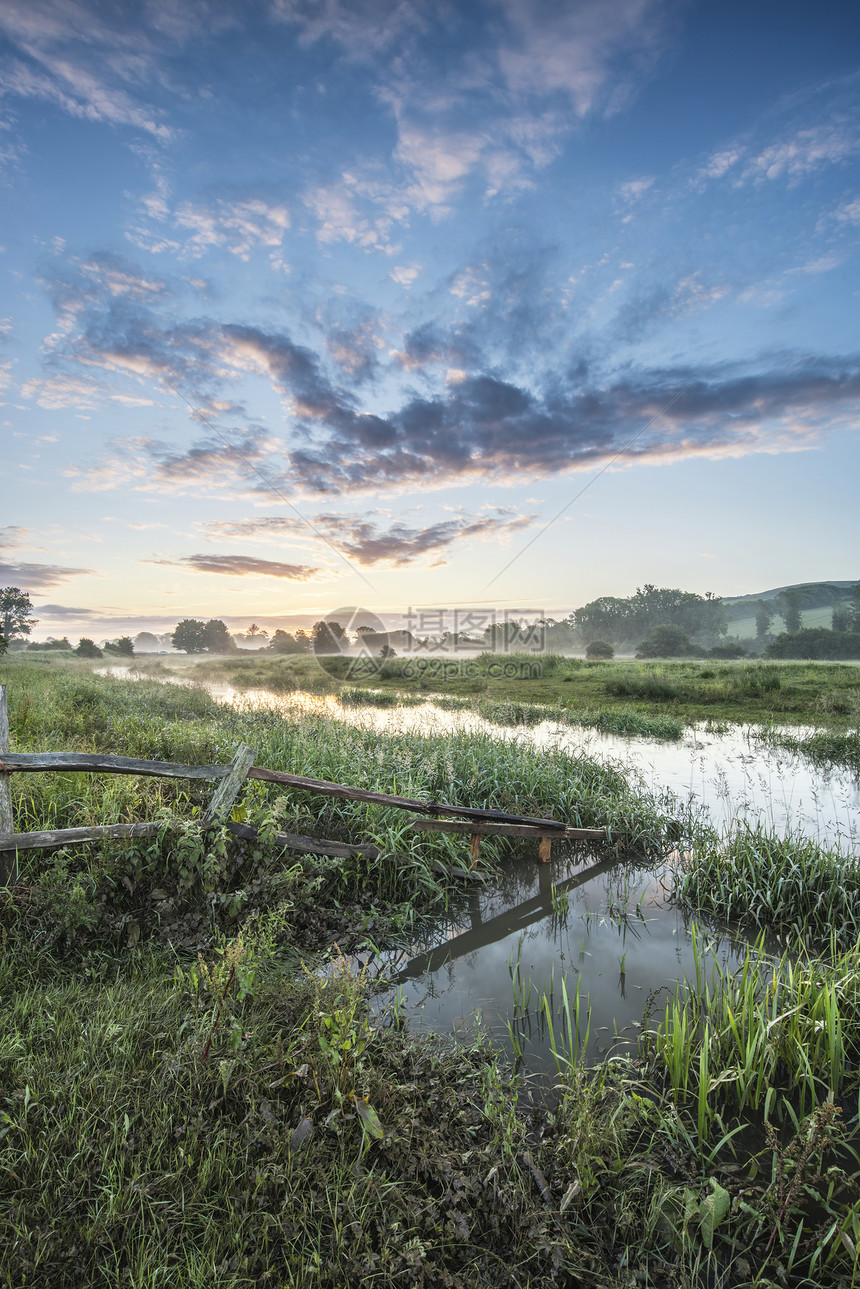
[189,650,860,731]
[674,826,860,951]
[757,726,860,776]
[4,658,860,1284]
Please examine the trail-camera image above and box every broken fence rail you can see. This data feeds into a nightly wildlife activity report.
[0,750,604,834]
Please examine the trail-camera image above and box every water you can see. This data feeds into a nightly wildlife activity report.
[202,682,860,852]
[210,687,858,1072]
[360,851,757,1076]
[100,667,860,1073]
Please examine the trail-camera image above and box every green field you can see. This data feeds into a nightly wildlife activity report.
[175,649,860,735]
[3,659,860,1286]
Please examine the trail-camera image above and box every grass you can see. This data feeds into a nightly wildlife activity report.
[756,726,860,776]
[4,657,860,1285]
[169,649,860,735]
[674,827,860,952]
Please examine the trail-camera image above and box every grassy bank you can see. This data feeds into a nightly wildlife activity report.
[173,650,860,733]
[3,659,860,1285]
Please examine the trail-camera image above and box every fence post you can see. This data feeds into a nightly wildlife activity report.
[203,743,255,826]
[0,685,16,884]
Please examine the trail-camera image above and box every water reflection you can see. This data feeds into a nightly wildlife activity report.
[98,666,858,1073]
[368,849,751,1076]
[202,682,860,852]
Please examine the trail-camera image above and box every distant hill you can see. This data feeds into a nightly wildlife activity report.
[724,580,858,620]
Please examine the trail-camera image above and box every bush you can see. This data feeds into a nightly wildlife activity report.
[585,640,614,659]
[74,638,103,659]
[635,624,705,659]
[709,641,748,659]
[765,628,860,660]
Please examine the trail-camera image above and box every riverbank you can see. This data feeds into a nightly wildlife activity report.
[142,649,860,736]
[2,659,860,1286]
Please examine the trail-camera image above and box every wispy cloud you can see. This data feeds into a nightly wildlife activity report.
[0,560,95,590]
[204,507,536,566]
[147,553,321,580]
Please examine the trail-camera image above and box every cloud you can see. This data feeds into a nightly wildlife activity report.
[148,554,321,580]
[35,602,98,618]
[289,0,680,233]
[615,271,731,341]
[831,196,860,226]
[742,123,860,184]
[303,177,404,254]
[274,356,860,496]
[169,194,291,261]
[0,2,173,140]
[389,262,422,288]
[0,561,95,590]
[64,426,279,495]
[0,525,27,550]
[204,507,536,566]
[618,175,654,202]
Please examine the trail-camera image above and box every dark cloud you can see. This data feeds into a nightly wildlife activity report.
[204,508,535,566]
[35,603,99,618]
[0,562,95,590]
[149,554,321,580]
[34,249,860,501]
[275,356,860,494]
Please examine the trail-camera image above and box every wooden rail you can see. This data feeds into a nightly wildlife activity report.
[0,684,608,869]
[3,752,571,830]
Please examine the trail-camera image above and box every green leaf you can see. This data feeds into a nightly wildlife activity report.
[353,1097,384,1140]
[699,1179,731,1249]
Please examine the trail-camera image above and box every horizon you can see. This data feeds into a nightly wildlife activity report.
[2,0,859,642]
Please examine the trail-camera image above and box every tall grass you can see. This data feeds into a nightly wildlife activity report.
[674,826,860,951]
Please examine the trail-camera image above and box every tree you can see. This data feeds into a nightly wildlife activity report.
[832,603,852,632]
[779,589,802,635]
[241,623,268,647]
[269,629,303,654]
[134,631,162,652]
[636,624,699,658]
[755,600,774,641]
[103,636,135,657]
[171,619,207,654]
[312,620,348,653]
[585,640,614,659]
[75,638,103,658]
[0,587,37,646]
[850,583,860,633]
[202,619,234,653]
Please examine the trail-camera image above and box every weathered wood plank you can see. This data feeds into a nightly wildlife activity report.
[0,686,16,884]
[246,765,570,829]
[409,818,606,841]
[0,752,227,780]
[203,744,255,825]
[0,752,576,833]
[222,820,373,860]
[0,822,165,851]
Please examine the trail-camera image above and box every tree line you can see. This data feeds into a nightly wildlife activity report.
[2,582,860,661]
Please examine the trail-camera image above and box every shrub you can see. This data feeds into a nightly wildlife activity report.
[765,628,860,660]
[585,640,614,659]
[75,638,103,659]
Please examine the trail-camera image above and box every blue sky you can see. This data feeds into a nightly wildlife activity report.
[1,0,858,639]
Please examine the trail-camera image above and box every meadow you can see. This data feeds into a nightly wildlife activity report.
[180,649,860,742]
[2,656,860,1286]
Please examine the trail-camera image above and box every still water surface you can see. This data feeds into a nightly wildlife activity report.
[202,684,859,1073]
[105,668,860,1072]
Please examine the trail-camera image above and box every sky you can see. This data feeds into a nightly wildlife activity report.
[1,0,859,641]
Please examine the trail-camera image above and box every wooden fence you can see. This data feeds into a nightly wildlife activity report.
[0,684,605,879]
